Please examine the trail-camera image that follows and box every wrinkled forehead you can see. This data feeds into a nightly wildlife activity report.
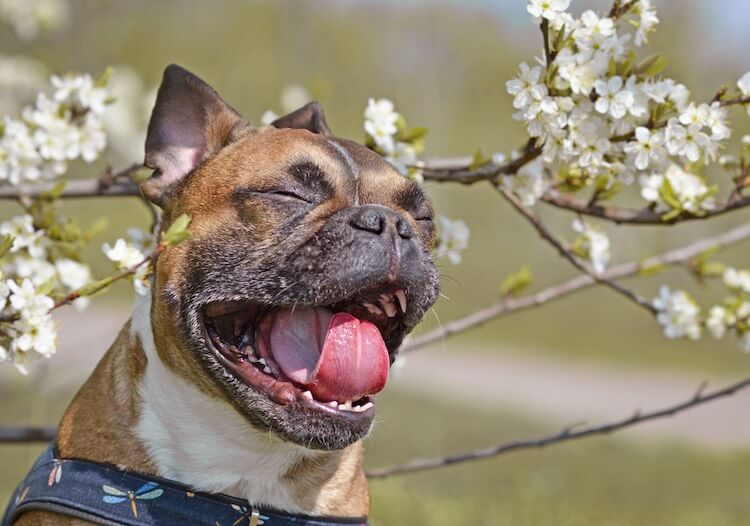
[214,128,417,205]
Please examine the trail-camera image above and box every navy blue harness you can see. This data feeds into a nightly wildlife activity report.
[2,444,368,526]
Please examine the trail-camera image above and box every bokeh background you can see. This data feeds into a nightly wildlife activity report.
[2,1,750,524]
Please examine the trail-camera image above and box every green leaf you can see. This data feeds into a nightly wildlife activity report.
[95,66,114,88]
[41,180,67,200]
[397,126,428,143]
[637,261,666,277]
[635,53,666,78]
[552,25,566,54]
[468,149,491,172]
[660,208,682,222]
[499,266,533,298]
[700,262,727,278]
[162,214,192,245]
[36,278,56,297]
[0,235,13,259]
[76,276,116,298]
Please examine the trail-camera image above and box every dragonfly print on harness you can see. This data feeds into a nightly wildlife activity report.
[102,481,164,518]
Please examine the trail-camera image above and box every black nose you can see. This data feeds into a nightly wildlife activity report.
[348,205,412,239]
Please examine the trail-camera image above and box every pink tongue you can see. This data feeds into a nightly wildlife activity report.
[268,308,390,402]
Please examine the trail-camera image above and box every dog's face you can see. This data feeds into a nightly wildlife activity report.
[141,65,440,451]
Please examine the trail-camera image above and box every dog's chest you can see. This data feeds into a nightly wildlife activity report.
[131,294,311,512]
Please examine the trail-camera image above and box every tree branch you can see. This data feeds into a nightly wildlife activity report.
[419,139,541,184]
[0,164,143,199]
[366,375,750,478]
[497,185,657,314]
[405,221,750,352]
[540,189,750,225]
[0,426,56,443]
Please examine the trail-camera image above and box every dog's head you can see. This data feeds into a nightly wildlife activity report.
[140,65,440,451]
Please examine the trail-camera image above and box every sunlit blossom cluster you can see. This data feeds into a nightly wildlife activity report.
[436,216,470,266]
[102,228,154,296]
[0,72,110,186]
[652,286,702,341]
[362,98,470,265]
[0,213,93,373]
[571,218,610,274]
[363,98,421,179]
[505,1,743,217]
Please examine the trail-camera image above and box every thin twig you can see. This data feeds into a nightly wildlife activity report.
[50,245,163,311]
[366,376,750,478]
[405,221,750,351]
[497,186,657,314]
[0,426,57,443]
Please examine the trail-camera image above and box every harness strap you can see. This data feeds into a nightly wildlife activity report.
[2,444,367,526]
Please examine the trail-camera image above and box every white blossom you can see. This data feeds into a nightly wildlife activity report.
[12,316,56,358]
[502,160,547,207]
[102,238,145,269]
[364,98,399,153]
[594,76,632,119]
[706,306,732,339]
[527,0,571,23]
[436,216,470,265]
[665,119,711,163]
[624,127,663,170]
[260,110,278,126]
[7,278,54,327]
[634,0,659,46]
[737,72,750,97]
[506,63,546,110]
[639,164,713,214]
[572,218,610,273]
[0,215,46,258]
[652,286,701,340]
[723,268,750,293]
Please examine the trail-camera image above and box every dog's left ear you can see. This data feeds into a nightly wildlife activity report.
[271,101,331,136]
[143,64,248,207]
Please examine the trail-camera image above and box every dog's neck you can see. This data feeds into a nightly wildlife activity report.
[57,293,369,517]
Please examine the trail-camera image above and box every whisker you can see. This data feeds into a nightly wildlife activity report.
[428,306,446,353]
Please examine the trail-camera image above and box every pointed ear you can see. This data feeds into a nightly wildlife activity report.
[271,101,331,136]
[142,64,248,207]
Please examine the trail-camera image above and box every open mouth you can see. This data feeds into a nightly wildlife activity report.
[202,286,408,419]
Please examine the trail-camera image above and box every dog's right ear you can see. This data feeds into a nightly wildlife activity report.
[142,64,247,208]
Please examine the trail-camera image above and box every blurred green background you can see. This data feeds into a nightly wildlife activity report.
[2,1,750,524]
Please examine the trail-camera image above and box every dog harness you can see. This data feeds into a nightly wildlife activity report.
[2,444,368,526]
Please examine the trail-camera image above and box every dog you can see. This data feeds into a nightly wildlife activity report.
[6,64,440,525]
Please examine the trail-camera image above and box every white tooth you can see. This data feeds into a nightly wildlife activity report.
[263,366,272,374]
[395,289,407,313]
[257,358,267,366]
[327,401,338,408]
[363,302,384,316]
[301,390,313,401]
[360,402,374,411]
[382,300,397,318]
[339,400,353,411]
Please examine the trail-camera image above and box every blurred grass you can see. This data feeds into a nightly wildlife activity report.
[4,387,750,524]
[366,391,750,525]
